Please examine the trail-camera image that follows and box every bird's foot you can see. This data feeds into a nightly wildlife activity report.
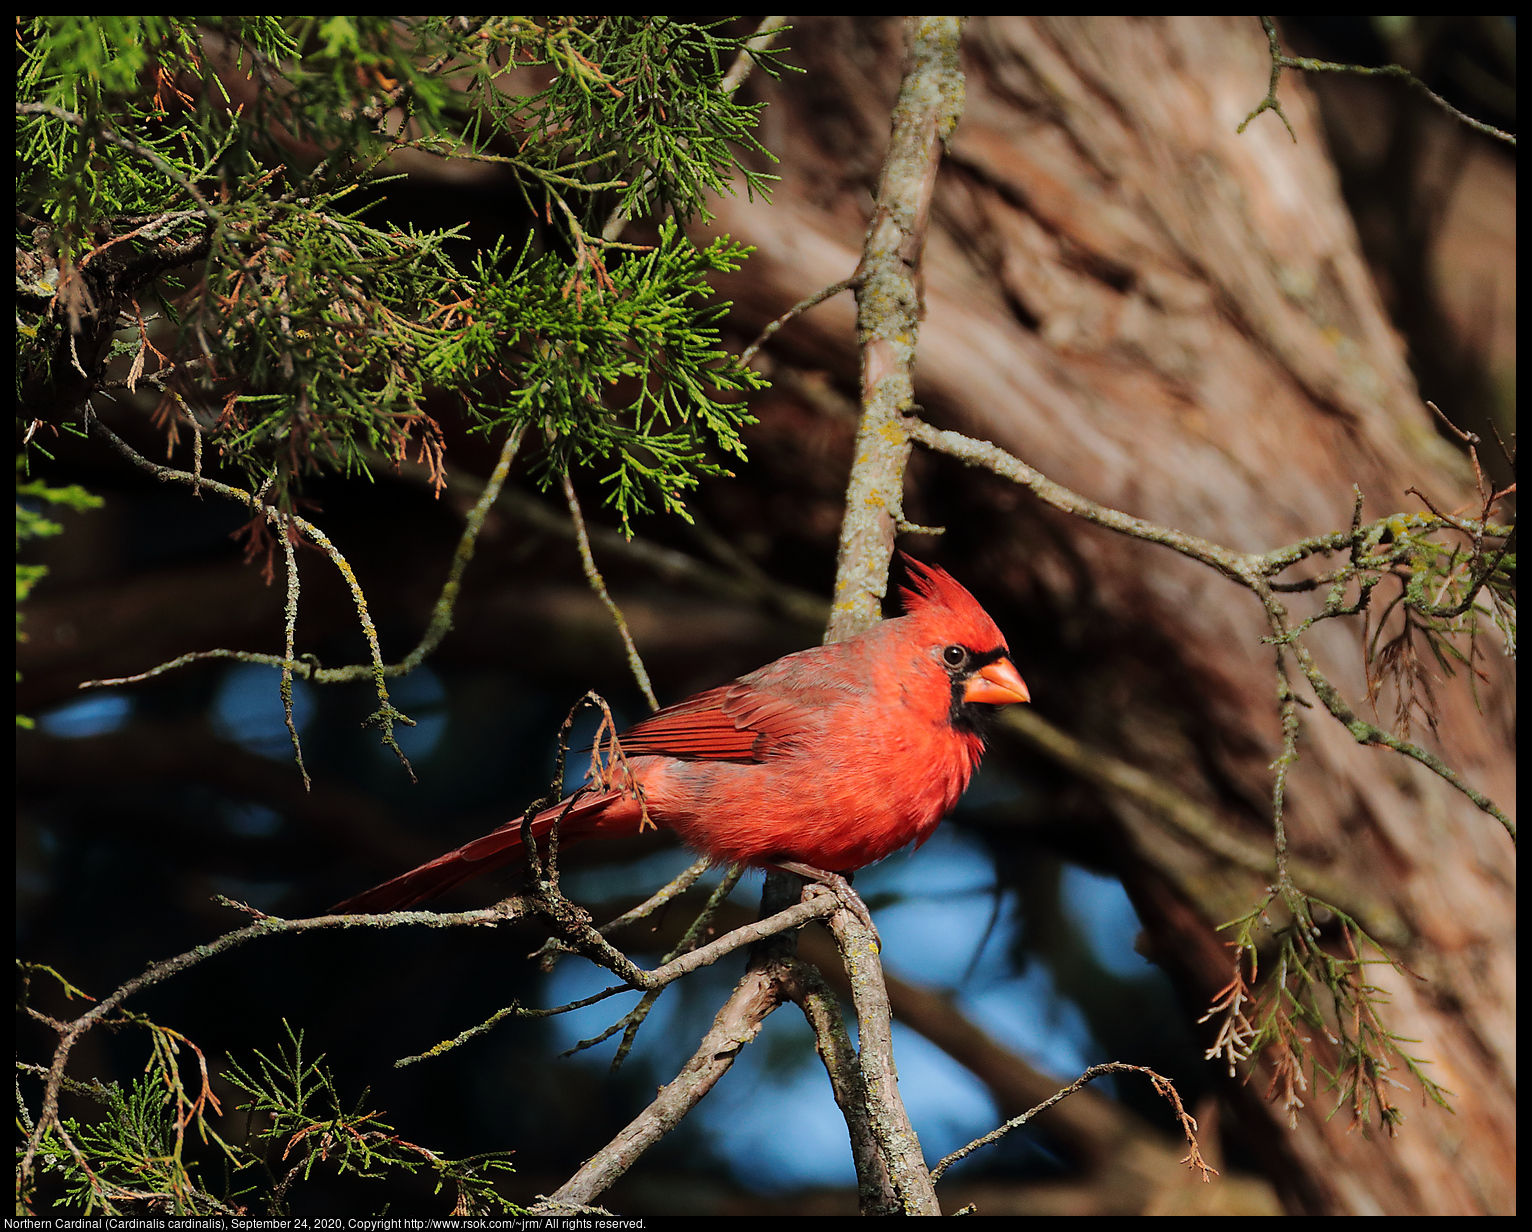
[770,861,880,949]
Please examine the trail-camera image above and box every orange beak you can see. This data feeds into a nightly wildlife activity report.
[963,656,1030,706]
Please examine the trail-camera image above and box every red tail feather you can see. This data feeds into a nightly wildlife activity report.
[330,788,641,914]
[332,559,1027,914]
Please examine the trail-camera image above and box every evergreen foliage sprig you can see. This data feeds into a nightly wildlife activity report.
[16,16,775,525]
[15,463,104,725]
[458,220,765,527]
[19,994,517,1216]
[1202,893,1452,1136]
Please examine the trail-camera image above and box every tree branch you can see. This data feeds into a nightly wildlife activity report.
[824,902,941,1213]
[826,16,968,641]
[562,471,660,711]
[534,964,788,1211]
[911,419,1513,838]
[1240,16,1515,148]
[75,419,532,780]
[930,1062,1215,1184]
[782,960,898,1214]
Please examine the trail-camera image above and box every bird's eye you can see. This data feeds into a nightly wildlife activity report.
[942,645,967,668]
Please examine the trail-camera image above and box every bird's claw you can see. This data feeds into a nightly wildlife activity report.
[772,861,881,950]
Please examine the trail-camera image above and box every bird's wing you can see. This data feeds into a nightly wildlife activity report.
[617,673,831,763]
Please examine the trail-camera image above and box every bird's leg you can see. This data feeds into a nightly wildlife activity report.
[770,860,880,948]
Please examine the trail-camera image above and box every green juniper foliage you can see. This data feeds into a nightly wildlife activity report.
[15,468,103,631]
[21,995,517,1216]
[17,16,776,527]
[15,464,103,726]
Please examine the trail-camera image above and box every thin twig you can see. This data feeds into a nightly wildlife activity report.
[20,882,842,1196]
[78,417,413,756]
[18,899,528,1192]
[1240,16,1515,147]
[739,274,861,368]
[533,854,715,969]
[607,863,746,1070]
[290,511,416,780]
[562,471,660,711]
[73,420,535,781]
[594,855,714,938]
[930,1063,1215,1183]
[1260,585,1515,842]
[396,426,525,672]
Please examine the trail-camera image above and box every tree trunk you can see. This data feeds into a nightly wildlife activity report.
[707,15,1513,1215]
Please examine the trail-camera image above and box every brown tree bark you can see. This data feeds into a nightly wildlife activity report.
[706,15,1513,1216]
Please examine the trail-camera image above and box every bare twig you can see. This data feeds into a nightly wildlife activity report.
[783,961,898,1214]
[930,1063,1216,1183]
[739,274,861,368]
[533,854,716,970]
[73,422,537,786]
[1240,16,1515,147]
[607,863,747,1070]
[79,415,423,774]
[562,471,660,711]
[20,880,843,1198]
[397,426,526,673]
[1260,584,1514,842]
[17,899,527,1193]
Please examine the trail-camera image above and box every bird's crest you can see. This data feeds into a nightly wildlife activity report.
[897,553,1006,650]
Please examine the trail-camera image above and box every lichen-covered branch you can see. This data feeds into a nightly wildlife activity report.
[824,903,941,1214]
[15,897,528,1195]
[74,417,535,783]
[16,876,844,1203]
[740,273,861,368]
[783,960,898,1213]
[535,964,789,1212]
[826,16,967,642]
[912,408,1508,1132]
[912,419,1512,838]
[80,414,424,772]
[911,421,1260,585]
[275,512,309,790]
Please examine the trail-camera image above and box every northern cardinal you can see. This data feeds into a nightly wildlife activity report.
[333,556,1029,915]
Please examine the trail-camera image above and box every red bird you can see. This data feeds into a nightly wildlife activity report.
[334,557,1029,915]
